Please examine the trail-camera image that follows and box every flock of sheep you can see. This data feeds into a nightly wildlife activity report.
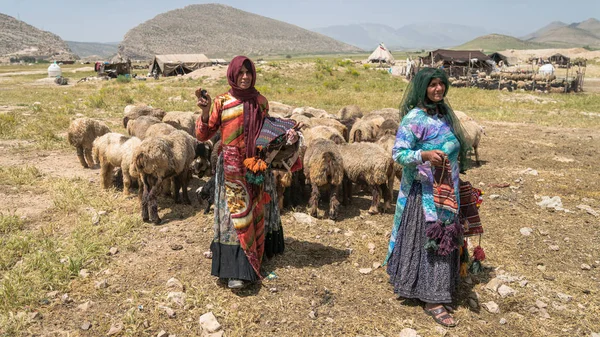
[65,102,485,223]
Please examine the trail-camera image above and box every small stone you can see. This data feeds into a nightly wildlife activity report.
[159,227,170,233]
[79,269,90,278]
[538,308,550,319]
[489,194,500,200]
[519,280,528,287]
[107,323,123,336]
[81,321,92,330]
[434,326,448,336]
[61,293,72,303]
[269,287,277,293]
[359,268,372,274]
[143,320,150,328]
[199,312,222,333]
[29,311,42,320]
[520,227,533,236]
[160,305,176,318]
[95,279,109,289]
[482,301,500,314]
[167,291,186,307]
[581,264,592,270]
[157,330,168,337]
[537,265,547,272]
[108,247,119,256]
[308,310,317,319]
[485,278,503,292]
[170,244,183,251]
[203,251,212,259]
[78,301,92,311]
[372,262,381,269]
[538,229,549,236]
[367,243,376,254]
[499,318,507,325]
[556,292,573,302]
[552,302,567,311]
[399,327,418,337]
[344,230,354,237]
[333,228,341,234]
[576,204,599,217]
[292,212,315,225]
[535,300,548,308]
[542,274,555,281]
[498,285,516,298]
[166,277,184,291]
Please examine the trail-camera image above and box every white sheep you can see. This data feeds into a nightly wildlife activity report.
[126,115,162,139]
[92,132,141,194]
[454,110,486,165]
[122,104,166,128]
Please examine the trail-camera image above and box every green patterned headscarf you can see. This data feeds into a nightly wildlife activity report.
[399,67,471,171]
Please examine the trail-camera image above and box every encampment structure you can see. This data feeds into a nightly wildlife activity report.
[421,49,493,76]
[367,43,395,65]
[548,53,570,67]
[150,54,212,77]
[488,52,510,66]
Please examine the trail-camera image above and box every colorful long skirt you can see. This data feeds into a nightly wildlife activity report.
[387,181,459,303]
[210,154,285,281]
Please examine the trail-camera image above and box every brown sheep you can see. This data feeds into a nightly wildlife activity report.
[134,130,200,224]
[349,115,385,142]
[338,142,394,214]
[67,117,111,168]
[162,111,197,137]
[376,119,399,139]
[126,115,162,139]
[272,169,293,211]
[305,118,348,142]
[92,133,141,194]
[303,138,344,220]
[122,104,166,128]
[337,105,363,120]
[303,125,346,146]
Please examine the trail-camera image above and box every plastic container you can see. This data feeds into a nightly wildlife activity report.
[47,61,62,77]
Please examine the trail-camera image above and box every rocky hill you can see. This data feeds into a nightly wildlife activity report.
[0,13,77,61]
[117,4,362,60]
[523,18,600,48]
[67,41,119,59]
[454,34,551,52]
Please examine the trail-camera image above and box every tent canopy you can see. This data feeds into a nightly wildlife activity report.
[422,49,492,71]
[150,54,212,76]
[488,52,510,66]
[367,43,395,64]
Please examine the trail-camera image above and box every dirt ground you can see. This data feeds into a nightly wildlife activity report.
[1,115,599,336]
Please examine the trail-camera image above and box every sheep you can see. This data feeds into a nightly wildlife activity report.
[454,110,486,165]
[196,175,216,214]
[349,115,385,143]
[303,138,345,220]
[269,101,295,117]
[376,119,399,139]
[367,108,399,123]
[161,111,197,137]
[303,125,346,146]
[144,122,178,139]
[305,118,348,141]
[122,104,166,128]
[290,114,313,128]
[338,142,394,215]
[272,169,293,211]
[377,133,403,183]
[67,117,111,168]
[336,105,363,120]
[92,132,141,194]
[134,130,199,224]
[126,115,162,139]
[292,107,336,119]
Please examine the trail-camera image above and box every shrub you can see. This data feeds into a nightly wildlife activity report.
[116,75,131,83]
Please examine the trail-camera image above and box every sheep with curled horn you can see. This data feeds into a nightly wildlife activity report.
[67,117,111,168]
[303,138,345,220]
[122,103,166,128]
[126,115,162,139]
[338,142,394,215]
[133,130,208,224]
[92,132,141,195]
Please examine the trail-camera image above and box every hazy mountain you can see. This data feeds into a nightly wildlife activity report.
[522,18,600,47]
[0,13,77,61]
[117,4,362,60]
[67,41,119,59]
[314,22,487,50]
[454,34,551,52]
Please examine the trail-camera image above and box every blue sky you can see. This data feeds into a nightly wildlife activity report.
[2,0,598,42]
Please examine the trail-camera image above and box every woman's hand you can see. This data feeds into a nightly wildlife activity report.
[195,88,212,119]
[421,150,446,166]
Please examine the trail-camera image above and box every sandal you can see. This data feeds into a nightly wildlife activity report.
[424,305,457,327]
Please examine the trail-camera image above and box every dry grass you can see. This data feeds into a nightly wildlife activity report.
[0,58,599,336]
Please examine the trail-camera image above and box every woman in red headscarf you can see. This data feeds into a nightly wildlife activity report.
[196,56,289,289]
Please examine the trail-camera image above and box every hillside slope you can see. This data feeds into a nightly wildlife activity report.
[117,4,362,60]
[454,34,550,52]
[67,41,118,59]
[0,13,77,61]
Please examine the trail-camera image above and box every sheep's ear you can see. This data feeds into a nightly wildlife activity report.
[195,142,209,158]
[123,117,129,128]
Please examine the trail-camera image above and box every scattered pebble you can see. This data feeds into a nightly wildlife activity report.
[308,310,317,319]
[520,227,533,236]
[581,264,592,271]
[538,229,549,236]
[170,244,183,251]
[498,285,516,298]
[489,194,500,200]
[46,291,59,298]
[482,301,500,314]
[399,328,418,337]
[548,245,560,251]
[485,278,502,292]
[367,243,376,254]
[157,330,168,337]
[61,293,72,303]
[166,277,184,291]
[108,247,119,256]
[520,168,538,176]
[434,326,448,336]
[359,268,372,275]
[325,317,334,323]
[269,287,278,293]
[159,305,176,318]
[333,228,341,234]
[79,269,90,278]
[535,300,547,308]
[576,204,599,217]
[81,321,92,330]
[538,308,551,319]
[199,312,222,333]
[556,292,573,302]
[519,280,528,287]
[203,251,213,259]
[77,301,92,311]
[292,212,315,225]
[167,291,186,307]
[499,318,507,325]
[29,311,42,320]
[372,262,381,269]
[107,323,123,336]
[95,279,109,289]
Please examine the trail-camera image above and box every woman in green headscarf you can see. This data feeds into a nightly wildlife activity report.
[385,68,471,328]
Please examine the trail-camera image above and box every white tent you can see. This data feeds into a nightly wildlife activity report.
[367,43,395,65]
[539,64,555,75]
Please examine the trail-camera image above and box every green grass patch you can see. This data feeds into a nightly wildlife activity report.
[0,166,43,186]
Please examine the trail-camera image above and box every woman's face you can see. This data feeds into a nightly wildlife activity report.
[236,65,253,89]
[427,78,445,103]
